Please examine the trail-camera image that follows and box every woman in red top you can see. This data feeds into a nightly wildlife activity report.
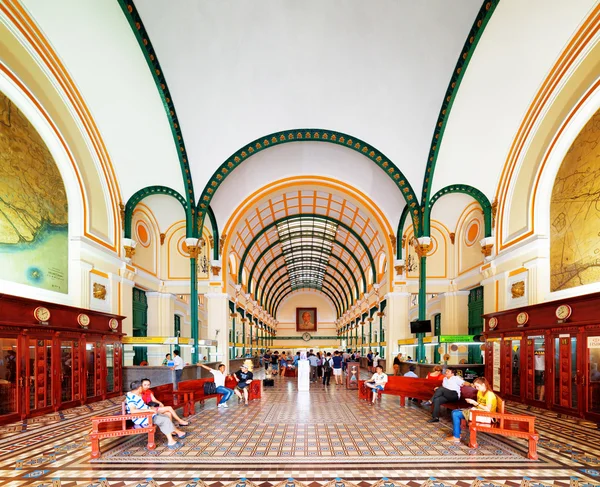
[426,365,444,380]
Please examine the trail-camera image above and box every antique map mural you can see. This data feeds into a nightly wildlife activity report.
[550,107,600,292]
[0,91,68,293]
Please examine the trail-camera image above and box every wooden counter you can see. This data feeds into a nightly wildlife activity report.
[395,362,484,379]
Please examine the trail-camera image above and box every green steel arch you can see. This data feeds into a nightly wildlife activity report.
[206,206,220,260]
[124,186,188,238]
[196,129,421,235]
[396,205,411,259]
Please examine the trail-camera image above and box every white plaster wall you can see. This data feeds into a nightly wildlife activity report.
[21,0,185,201]
[135,0,482,193]
[431,0,598,200]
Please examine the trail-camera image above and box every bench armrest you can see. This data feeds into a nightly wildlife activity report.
[470,410,536,432]
[91,411,154,433]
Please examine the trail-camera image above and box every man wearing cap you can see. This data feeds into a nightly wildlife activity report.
[233,363,254,406]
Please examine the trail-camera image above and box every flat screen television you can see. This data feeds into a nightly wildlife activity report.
[410,320,432,334]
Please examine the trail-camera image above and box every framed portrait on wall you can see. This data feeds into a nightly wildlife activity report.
[296,308,317,332]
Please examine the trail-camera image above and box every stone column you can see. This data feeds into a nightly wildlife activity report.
[205,292,229,366]
[384,291,411,375]
[439,291,470,335]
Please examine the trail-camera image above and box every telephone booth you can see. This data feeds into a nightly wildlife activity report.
[0,294,124,425]
[484,292,600,421]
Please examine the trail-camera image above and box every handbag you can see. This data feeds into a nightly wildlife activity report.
[203,381,217,396]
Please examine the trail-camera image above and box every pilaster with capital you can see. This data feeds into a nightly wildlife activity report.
[205,292,229,367]
[119,275,136,365]
[439,290,470,335]
[383,291,411,374]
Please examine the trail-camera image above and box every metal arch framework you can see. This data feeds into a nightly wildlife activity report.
[263,267,351,316]
[206,206,220,260]
[196,129,421,235]
[239,214,376,292]
[255,253,360,307]
[272,283,343,318]
[396,205,411,259]
[124,185,188,238]
[427,184,492,237]
[248,240,366,310]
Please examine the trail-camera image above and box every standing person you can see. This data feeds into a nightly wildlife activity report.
[162,353,173,366]
[125,380,187,449]
[171,349,184,386]
[308,351,319,382]
[263,350,271,371]
[367,350,374,373]
[365,365,388,404]
[393,353,403,376]
[422,368,465,423]
[373,352,379,371]
[198,363,234,408]
[322,352,333,386]
[140,378,190,425]
[332,351,344,385]
[342,350,350,373]
[271,351,279,375]
[316,352,323,378]
[293,351,300,367]
[233,363,254,406]
[447,377,497,443]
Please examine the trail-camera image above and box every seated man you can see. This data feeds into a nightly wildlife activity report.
[404,365,418,378]
[233,363,254,406]
[126,380,187,449]
[198,362,234,408]
[422,368,465,423]
[365,365,388,404]
[140,378,189,425]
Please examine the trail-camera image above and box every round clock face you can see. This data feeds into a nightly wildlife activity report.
[108,318,119,331]
[33,306,51,322]
[516,312,529,325]
[302,332,311,342]
[77,313,90,328]
[556,304,572,320]
[488,317,498,330]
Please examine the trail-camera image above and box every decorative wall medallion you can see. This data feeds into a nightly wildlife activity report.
[77,313,90,329]
[511,280,525,299]
[488,317,498,330]
[516,312,529,326]
[108,318,119,332]
[555,304,572,320]
[33,306,51,323]
[93,283,107,300]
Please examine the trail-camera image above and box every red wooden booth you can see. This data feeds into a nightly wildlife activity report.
[0,294,124,425]
[483,292,600,422]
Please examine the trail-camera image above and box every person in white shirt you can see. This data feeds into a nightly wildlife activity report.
[171,349,184,385]
[423,368,465,422]
[365,365,388,404]
[198,363,234,408]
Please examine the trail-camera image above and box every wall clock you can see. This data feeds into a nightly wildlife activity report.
[516,312,529,326]
[108,318,119,331]
[33,306,51,322]
[77,313,90,328]
[555,304,572,321]
[488,317,498,330]
[302,332,312,342]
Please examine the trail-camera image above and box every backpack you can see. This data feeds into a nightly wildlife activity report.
[323,358,332,372]
[203,381,217,396]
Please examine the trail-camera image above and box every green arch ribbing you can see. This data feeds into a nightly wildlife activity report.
[396,205,411,259]
[240,214,375,291]
[118,1,196,231]
[124,186,188,238]
[420,0,500,206]
[255,253,360,307]
[427,184,492,237]
[206,206,220,260]
[197,129,421,234]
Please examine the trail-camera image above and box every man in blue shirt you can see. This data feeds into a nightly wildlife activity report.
[332,351,344,385]
[126,380,187,449]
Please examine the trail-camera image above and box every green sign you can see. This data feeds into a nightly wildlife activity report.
[439,335,475,343]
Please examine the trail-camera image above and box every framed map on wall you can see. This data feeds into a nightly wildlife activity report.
[296,308,317,332]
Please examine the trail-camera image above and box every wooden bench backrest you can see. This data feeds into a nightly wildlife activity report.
[178,377,214,393]
[150,383,174,400]
[385,376,437,396]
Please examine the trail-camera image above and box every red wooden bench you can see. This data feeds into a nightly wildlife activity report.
[148,383,193,417]
[178,376,262,413]
[358,376,471,410]
[90,403,155,459]
[468,397,539,460]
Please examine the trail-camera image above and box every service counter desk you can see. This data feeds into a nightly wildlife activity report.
[395,362,484,379]
[123,358,260,389]
[359,357,386,371]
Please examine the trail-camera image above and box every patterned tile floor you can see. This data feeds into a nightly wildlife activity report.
[0,369,599,486]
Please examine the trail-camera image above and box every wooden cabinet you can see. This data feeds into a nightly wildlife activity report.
[0,294,124,425]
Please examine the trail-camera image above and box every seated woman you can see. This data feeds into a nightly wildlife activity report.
[446,377,497,443]
[426,365,444,380]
